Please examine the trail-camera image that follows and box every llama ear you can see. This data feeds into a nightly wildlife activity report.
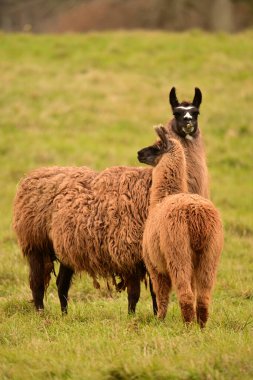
[169,87,179,109]
[154,125,170,149]
[192,87,202,108]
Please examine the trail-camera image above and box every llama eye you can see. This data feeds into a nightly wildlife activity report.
[192,112,199,117]
[173,112,181,118]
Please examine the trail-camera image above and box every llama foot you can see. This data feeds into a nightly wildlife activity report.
[157,309,167,320]
[61,307,68,316]
[197,305,209,328]
[180,302,195,324]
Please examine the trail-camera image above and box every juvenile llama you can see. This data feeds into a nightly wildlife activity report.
[138,126,223,327]
[13,87,208,315]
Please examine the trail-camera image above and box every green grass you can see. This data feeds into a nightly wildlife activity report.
[0,30,253,380]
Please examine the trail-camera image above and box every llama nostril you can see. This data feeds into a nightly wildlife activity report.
[185,121,193,128]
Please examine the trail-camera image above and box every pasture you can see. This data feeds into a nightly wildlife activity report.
[0,31,253,379]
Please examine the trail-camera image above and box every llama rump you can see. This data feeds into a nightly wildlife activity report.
[13,166,97,307]
[138,126,223,327]
[13,87,209,315]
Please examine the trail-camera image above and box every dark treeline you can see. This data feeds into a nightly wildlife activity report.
[1,0,253,33]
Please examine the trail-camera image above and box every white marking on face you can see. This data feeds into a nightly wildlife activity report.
[184,112,192,119]
[175,106,195,110]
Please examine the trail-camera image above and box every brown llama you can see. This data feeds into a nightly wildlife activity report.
[138,126,223,327]
[13,87,208,315]
[140,87,209,199]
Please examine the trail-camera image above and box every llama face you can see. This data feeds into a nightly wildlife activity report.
[169,87,202,138]
[138,126,170,166]
[173,104,200,137]
[137,141,164,166]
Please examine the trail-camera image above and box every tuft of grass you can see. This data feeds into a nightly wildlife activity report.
[0,31,253,380]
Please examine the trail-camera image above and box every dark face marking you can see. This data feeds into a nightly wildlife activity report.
[137,144,162,166]
[173,105,200,136]
[169,87,202,138]
[137,126,170,166]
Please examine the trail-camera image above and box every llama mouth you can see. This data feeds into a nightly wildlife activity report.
[183,125,194,134]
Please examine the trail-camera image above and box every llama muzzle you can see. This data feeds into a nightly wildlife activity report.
[183,124,194,134]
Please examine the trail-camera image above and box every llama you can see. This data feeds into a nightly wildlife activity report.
[139,126,223,327]
[140,87,209,199]
[13,87,209,315]
[13,164,152,313]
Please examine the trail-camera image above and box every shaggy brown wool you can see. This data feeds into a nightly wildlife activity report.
[13,166,97,309]
[50,166,152,278]
[142,127,223,327]
[13,164,152,312]
[13,90,209,314]
[13,125,208,313]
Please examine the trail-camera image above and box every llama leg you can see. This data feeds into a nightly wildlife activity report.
[44,252,55,292]
[168,262,195,324]
[175,281,195,324]
[56,263,74,314]
[196,290,211,328]
[156,274,171,320]
[27,250,45,311]
[143,249,171,319]
[126,274,141,314]
[196,270,212,328]
[148,268,171,320]
[191,274,197,310]
[149,276,158,315]
[195,251,218,328]
[195,240,222,328]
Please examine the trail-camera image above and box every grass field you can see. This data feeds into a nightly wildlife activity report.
[0,30,253,380]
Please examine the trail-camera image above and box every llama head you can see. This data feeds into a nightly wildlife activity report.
[137,125,172,166]
[169,87,202,138]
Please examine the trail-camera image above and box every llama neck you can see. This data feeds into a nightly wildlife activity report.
[150,140,188,208]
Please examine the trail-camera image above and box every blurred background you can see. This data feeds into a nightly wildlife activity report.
[1,0,253,33]
[1,1,253,379]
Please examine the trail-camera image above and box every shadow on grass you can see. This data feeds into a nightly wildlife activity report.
[105,367,214,380]
[106,367,168,380]
[1,299,35,318]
